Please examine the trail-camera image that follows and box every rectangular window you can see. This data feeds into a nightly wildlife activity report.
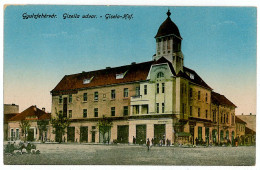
[156,103,159,113]
[156,83,159,93]
[83,109,87,118]
[205,93,208,102]
[111,89,116,99]
[198,127,202,141]
[144,85,147,95]
[206,110,208,118]
[69,110,72,118]
[69,94,72,103]
[83,93,87,101]
[198,91,201,100]
[94,108,98,117]
[111,107,115,116]
[59,95,62,104]
[136,87,140,96]
[162,83,165,93]
[123,106,128,116]
[124,88,128,98]
[162,103,165,113]
[189,88,193,98]
[16,129,20,140]
[190,106,192,116]
[198,108,200,117]
[94,92,98,101]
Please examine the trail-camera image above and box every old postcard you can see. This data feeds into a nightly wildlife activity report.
[2,3,257,167]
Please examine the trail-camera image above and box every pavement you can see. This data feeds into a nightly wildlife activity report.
[3,143,256,165]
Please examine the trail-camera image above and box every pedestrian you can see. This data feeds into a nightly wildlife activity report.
[195,137,198,145]
[151,138,154,146]
[133,136,136,144]
[147,138,150,151]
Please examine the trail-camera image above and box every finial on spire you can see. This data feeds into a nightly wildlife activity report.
[167,9,171,17]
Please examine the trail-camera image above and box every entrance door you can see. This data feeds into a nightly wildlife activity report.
[80,126,88,143]
[190,126,194,144]
[205,127,209,144]
[212,129,217,143]
[27,129,34,141]
[92,132,95,142]
[67,127,75,142]
[117,125,129,143]
[63,97,68,118]
[154,124,165,145]
[136,125,146,144]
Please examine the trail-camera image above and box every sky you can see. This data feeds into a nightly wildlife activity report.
[4,5,256,115]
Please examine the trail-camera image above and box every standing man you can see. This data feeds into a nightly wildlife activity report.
[147,138,150,151]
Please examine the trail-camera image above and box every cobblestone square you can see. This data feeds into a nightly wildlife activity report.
[4,144,256,166]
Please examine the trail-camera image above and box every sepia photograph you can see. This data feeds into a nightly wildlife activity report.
[2,3,257,167]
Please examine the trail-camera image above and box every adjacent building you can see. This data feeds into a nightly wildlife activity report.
[4,104,19,141]
[8,105,51,142]
[50,10,237,145]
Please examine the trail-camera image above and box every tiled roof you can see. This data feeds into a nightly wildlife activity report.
[235,116,247,124]
[245,127,256,135]
[237,115,256,132]
[178,67,212,90]
[4,113,19,123]
[9,106,51,121]
[51,57,212,94]
[51,60,154,95]
[211,92,237,108]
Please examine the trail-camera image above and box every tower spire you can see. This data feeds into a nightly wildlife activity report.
[167,9,171,17]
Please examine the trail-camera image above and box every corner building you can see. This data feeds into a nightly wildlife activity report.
[50,10,236,145]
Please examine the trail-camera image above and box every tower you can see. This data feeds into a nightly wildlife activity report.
[154,10,184,74]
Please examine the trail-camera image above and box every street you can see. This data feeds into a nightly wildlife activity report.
[4,143,256,165]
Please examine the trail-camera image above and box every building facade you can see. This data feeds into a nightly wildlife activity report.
[4,104,19,141]
[50,10,236,145]
[8,105,51,142]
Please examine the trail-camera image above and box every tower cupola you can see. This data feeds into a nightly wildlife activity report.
[154,10,184,74]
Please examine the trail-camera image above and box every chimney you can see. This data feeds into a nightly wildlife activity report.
[33,105,37,111]
[131,62,136,65]
[42,107,46,112]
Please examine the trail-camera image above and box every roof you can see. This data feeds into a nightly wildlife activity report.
[4,113,19,123]
[237,115,256,132]
[245,127,256,135]
[235,116,247,125]
[155,10,181,39]
[211,92,237,108]
[9,106,51,121]
[51,58,179,95]
[178,67,212,90]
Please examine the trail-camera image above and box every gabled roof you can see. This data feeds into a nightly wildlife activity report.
[211,92,237,108]
[245,127,256,135]
[235,116,247,124]
[4,113,19,123]
[178,67,212,90]
[153,57,176,76]
[237,115,256,132]
[51,61,154,95]
[9,106,51,121]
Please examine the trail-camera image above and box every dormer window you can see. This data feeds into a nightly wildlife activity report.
[83,76,94,84]
[190,74,194,79]
[116,70,128,79]
[157,72,164,78]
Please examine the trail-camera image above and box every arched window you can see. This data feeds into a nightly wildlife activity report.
[226,130,229,140]
[157,72,164,78]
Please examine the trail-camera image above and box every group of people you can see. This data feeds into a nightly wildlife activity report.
[132,136,171,151]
